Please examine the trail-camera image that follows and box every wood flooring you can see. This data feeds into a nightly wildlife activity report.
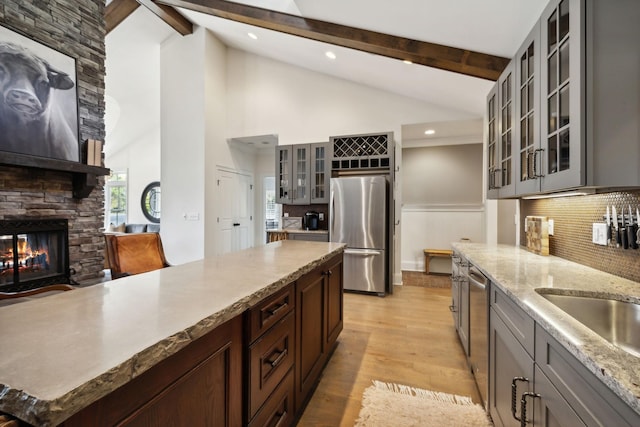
[297,275,481,426]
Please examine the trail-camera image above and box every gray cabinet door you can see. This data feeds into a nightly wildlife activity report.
[276,146,292,204]
[291,144,311,204]
[497,61,516,198]
[514,22,542,197]
[539,0,585,193]
[486,83,500,199]
[310,142,330,204]
[458,277,470,356]
[489,307,535,427]
[533,366,585,427]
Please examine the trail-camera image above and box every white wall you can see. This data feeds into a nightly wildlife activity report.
[105,8,163,225]
[401,206,484,273]
[160,28,208,264]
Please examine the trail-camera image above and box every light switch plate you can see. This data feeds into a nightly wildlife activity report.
[592,223,608,245]
[548,219,554,235]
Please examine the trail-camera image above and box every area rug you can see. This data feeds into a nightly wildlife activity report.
[354,380,492,427]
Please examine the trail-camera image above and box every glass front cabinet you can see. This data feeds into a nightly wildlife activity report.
[487,0,640,198]
[486,61,516,198]
[276,142,330,205]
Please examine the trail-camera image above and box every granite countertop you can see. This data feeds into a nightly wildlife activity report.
[452,242,640,416]
[0,241,345,426]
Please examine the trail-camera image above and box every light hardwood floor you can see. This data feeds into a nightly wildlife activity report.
[297,283,481,426]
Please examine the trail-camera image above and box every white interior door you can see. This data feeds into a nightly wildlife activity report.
[216,168,253,255]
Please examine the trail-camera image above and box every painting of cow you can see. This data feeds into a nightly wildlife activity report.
[0,26,79,162]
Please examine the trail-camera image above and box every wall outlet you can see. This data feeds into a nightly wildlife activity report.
[592,223,608,245]
[548,219,554,235]
[319,213,324,220]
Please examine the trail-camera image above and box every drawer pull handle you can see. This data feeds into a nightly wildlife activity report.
[511,376,529,422]
[268,348,288,368]
[520,391,540,427]
[267,302,288,317]
[274,410,288,427]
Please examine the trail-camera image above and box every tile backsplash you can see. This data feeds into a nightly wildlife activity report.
[521,190,640,283]
[282,204,329,230]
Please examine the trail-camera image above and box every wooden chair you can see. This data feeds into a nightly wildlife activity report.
[104,232,170,279]
[0,284,75,306]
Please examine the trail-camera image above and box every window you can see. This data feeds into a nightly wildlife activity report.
[105,170,128,228]
[264,176,280,230]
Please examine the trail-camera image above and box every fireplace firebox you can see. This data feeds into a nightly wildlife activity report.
[0,219,71,293]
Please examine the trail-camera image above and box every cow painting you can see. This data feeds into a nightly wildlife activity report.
[0,42,79,161]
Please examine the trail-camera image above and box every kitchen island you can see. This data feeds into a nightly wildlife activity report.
[453,243,640,425]
[0,241,345,426]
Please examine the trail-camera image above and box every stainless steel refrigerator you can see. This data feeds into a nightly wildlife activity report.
[330,176,387,295]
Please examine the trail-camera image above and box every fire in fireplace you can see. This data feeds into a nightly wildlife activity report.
[0,219,71,293]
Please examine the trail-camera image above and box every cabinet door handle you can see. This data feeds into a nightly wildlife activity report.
[273,410,288,427]
[511,377,530,422]
[520,391,541,427]
[267,302,288,317]
[268,348,288,368]
[533,148,545,178]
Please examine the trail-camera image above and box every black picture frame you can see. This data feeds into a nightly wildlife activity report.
[141,182,161,223]
[0,24,80,163]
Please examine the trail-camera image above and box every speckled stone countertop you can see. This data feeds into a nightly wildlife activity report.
[0,241,345,426]
[452,242,640,416]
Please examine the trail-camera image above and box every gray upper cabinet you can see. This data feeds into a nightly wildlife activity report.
[487,0,640,198]
[276,143,330,205]
[487,61,516,198]
[310,142,330,203]
[538,0,584,193]
[514,23,542,196]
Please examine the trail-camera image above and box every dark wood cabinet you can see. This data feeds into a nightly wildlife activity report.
[245,285,296,425]
[295,253,343,416]
[62,315,243,427]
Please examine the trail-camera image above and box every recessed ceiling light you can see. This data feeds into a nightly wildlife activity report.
[248,32,258,40]
[325,51,336,60]
[424,129,436,135]
[403,60,412,65]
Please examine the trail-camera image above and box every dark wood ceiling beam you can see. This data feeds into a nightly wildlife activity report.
[105,0,140,35]
[137,0,194,35]
[156,0,508,80]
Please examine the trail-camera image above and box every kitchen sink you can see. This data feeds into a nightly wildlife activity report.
[535,290,640,357]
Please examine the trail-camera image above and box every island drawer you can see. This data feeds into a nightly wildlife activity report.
[490,285,535,357]
[248,368,295,427]
[247,283,295,343]
[247,311,295,420]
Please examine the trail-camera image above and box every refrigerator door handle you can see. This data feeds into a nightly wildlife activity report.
[344,248,384,256]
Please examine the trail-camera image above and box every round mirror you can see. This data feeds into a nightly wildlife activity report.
[141,181,161,223]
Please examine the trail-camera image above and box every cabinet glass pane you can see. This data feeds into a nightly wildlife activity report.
[520,118,528,150]
[521,151,528,181]
[527,80,534,111]
[548,9,558,52]
[559,0,570,41]
[548,134,558,174]
[488,96,495,120]
[502,159,511,186]
[559,41,570,85]
[559,85,570,128]
[314,146,325,199]
[527,44,535,79]
[548,93,558,133]
[502,131,511,158]
[520,53,527,82]
[521,86,527,115]
[559,129,570,171]
[548,52,558,92]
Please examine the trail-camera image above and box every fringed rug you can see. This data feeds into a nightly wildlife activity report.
[354,380,492,427]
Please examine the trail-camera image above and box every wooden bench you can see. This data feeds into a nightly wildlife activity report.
[423,249,453,274]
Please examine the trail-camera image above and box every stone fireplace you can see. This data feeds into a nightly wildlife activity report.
[0,218,70,291]
[0,0,107,285]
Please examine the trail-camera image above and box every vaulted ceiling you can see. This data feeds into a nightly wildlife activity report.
[105,0,550,132]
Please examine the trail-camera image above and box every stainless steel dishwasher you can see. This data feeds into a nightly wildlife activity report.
[468,265,489,409]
